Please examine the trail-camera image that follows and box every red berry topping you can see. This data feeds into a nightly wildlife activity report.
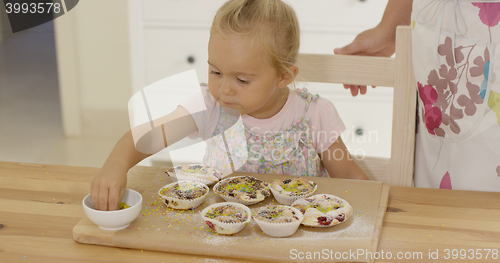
[206,221,216,231]
[335,213,345,222]
[317,216,333,226]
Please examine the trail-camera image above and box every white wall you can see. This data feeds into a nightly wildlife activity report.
[54,0,131,138]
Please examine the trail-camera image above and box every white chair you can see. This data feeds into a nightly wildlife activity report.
[295,26,416,187]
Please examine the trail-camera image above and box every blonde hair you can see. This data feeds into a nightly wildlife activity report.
[211,0,300,80]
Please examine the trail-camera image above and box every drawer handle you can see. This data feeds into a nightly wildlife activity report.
[187,56,195,64]
[355,128,364,136]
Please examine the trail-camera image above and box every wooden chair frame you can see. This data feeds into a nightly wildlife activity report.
[295,26,416,186]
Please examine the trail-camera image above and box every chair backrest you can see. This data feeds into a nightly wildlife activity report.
[295,26,416,187]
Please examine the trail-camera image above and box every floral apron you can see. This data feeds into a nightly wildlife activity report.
[412,0,500,191]
[203,88,328,177]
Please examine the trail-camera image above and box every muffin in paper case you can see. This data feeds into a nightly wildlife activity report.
[252,205,304,237]
[213,176,271,205]
[200,202,252,235]
[270,178,317,206]
[166,164,222,186]
[291,194,353,227]
[158,181,209,210]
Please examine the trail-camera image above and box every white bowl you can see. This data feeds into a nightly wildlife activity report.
[82,189,142,230]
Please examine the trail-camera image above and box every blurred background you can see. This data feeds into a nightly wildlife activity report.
[0,0,391,168]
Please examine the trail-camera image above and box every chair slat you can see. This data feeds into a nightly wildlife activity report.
[296,54,395,87]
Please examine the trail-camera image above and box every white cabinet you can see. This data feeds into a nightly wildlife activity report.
[291,0,389,31]
[143,29,210,85]
[142,0,227,25]
[128,0,391,166]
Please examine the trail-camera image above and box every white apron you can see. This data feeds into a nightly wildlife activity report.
[412,0,500,191]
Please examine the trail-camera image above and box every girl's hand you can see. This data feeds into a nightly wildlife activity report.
[90,166,127,211]
[87,106,196,211]
[334,25,396,97]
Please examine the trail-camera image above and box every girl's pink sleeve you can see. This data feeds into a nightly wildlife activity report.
[179,88,219,140]
[308,98,346,153]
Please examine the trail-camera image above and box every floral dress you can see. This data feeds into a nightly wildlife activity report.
[412,0,500,191]
[202,88,328,177]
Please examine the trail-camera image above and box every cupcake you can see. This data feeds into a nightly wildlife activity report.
[166,164,222,186]
[214,176,271,205]
[200,202,251,235]
[252,205,303,237]
[158,181,209,210]
[292,194,353,227]
[270,177,317,205]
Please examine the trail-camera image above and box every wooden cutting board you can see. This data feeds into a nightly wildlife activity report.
[74,167,389,262]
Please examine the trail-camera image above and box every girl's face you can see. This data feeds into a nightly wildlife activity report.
[207,32,294,119]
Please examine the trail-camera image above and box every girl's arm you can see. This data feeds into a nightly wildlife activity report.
[319,137,369,180]
[90,106,197,211]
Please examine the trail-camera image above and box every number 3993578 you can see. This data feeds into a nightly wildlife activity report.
[443,249,498,260]
[5,2,62,14]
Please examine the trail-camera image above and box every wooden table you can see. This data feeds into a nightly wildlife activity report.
[1,161,500,262]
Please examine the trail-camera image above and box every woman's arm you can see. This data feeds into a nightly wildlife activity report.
[334,0,413,96]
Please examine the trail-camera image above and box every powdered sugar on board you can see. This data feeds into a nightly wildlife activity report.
[108,168,386,262]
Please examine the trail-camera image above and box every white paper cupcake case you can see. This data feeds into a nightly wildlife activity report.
[292,194,353,227]
[252,206,304,237]
[213,176,270,206]
[270,182,318,206]
[200,202,252,235]
[158,182,209,210]
[166,164,221,186]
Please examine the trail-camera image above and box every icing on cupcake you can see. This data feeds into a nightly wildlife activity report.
[215,176,270,205]
[158,181,209,210]
[254,205,300,223]
[204,203,249,223]
[201,202,252,235]
[292,194,352,227]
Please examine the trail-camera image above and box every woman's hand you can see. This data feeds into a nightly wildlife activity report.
[333,0,412,96]
[334,25,396,96]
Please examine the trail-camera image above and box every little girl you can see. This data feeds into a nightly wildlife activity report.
[91,0,368,211]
